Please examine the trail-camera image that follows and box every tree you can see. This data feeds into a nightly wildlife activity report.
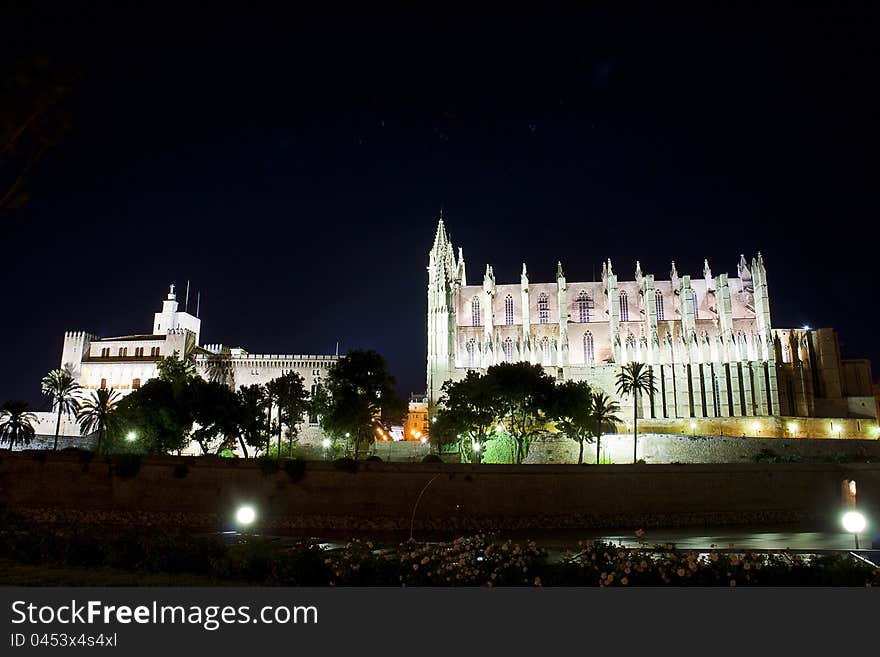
[234,384,269,458]
[40,367,81,450]
[589,391,621,465]
[267,371,309,460]
[486,362,556,464]
[434,370,501,464]
[114,367,193,455]
[316,349,405,459]
[0,400,37,448]
[188,378,240,455]
[550,380,594,464]
[615,362,657,463]
[77,388,121,454]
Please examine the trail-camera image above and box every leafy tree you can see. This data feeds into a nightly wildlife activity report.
[0,400,38,448]
[316,350,405,459]
[615,362,657,463]
[204,352,235,388]
[113,380,192,455]
[156,350,197,386]
[550,380,594,464]
[267,371,309,460]
[188,378,240,454]
[234,384,269,458]
[589,391,621,464]
[486,362,555,464]
[77,388,121,454]
[40,367,81,450]
[434,371,501,464]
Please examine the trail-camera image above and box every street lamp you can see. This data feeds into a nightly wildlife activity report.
[126,431,137,442]
[842,511,866,549]
[235,505,256,528]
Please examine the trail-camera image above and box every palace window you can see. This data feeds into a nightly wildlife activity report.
[150,347,160,356]
[504,295,514,325]
[466,339,477,367]
[578,290,593,322]
[135,347,144,357]
[471,297,481,326]
[503,337,513,363]
[655,290,665,320]
[691,289,699,319]
[619,291,629,322]
[119,347,127,357]
[101,348,110,357]
[100,378,107,389]
[132,378,141,389]
[541,337,551,365]
[538,293,549,324]
[583,331,595,364]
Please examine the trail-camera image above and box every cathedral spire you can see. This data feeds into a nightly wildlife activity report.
[670,261,679,291]
[635,260,643,284]
[556,261,565,280]
[432,212,449,251]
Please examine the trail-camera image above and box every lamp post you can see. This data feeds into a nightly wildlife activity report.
[842,511,866,549]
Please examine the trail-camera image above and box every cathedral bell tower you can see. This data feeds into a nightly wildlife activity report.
[426,213,459,404]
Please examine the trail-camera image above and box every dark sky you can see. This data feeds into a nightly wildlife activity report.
[2,4,877,408]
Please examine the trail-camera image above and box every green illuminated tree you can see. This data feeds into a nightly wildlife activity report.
[234,384,269,458]
[40,366,81,450]
[0,400,38,448]
[267,371,310,459]
[486,362,555,464]
[615,362,656,463]
[434,370,501,464]
[550,380,594,464]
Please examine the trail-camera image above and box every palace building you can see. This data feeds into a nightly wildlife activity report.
[426,216,878,439]
[36,286,337,448]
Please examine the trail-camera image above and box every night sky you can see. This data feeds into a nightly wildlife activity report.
[2,5,877,408]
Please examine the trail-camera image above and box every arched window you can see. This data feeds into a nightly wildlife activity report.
[132,378,141,389]
[578,290,593,323]
[150,347,160,357]
[619,291,629,322]
[583,331,595,364]
[655,290,665,321]
[504,295,514,325]
[119,347,128,357]
[541,337,551,364]
[466,339,477,367]
[100,378,107,389]
[101,348,110,358]
[471,297,481,326]
[135,347,144,357]
[538,293,549,324]
[691,289,699,319]
[503,337,513,363]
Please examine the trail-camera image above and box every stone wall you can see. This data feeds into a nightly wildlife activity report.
[524,433,880,465]
[1,451,878,533]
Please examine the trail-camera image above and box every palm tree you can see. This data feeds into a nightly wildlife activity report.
[41,367,81,450]
[615,362,657,463]
[589,391,621,464]
[0,400,38,448]
[77,388,121,454]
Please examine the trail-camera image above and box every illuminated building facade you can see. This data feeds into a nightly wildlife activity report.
[426,215,878,438]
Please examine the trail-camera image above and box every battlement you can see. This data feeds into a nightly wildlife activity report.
[64,331,96,340]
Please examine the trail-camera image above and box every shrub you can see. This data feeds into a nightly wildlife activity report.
[421,454,443,463]
[366,455,383,462]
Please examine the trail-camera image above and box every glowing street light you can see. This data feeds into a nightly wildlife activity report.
[842,511,867,549]
[126,431,137,442]
[235,505,256,527]
[322,438,331,449]
[802,325,811,331]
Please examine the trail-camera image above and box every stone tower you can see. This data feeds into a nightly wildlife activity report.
[426,214,459,403]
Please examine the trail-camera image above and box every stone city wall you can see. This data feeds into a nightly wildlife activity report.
[1,451,877,533]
